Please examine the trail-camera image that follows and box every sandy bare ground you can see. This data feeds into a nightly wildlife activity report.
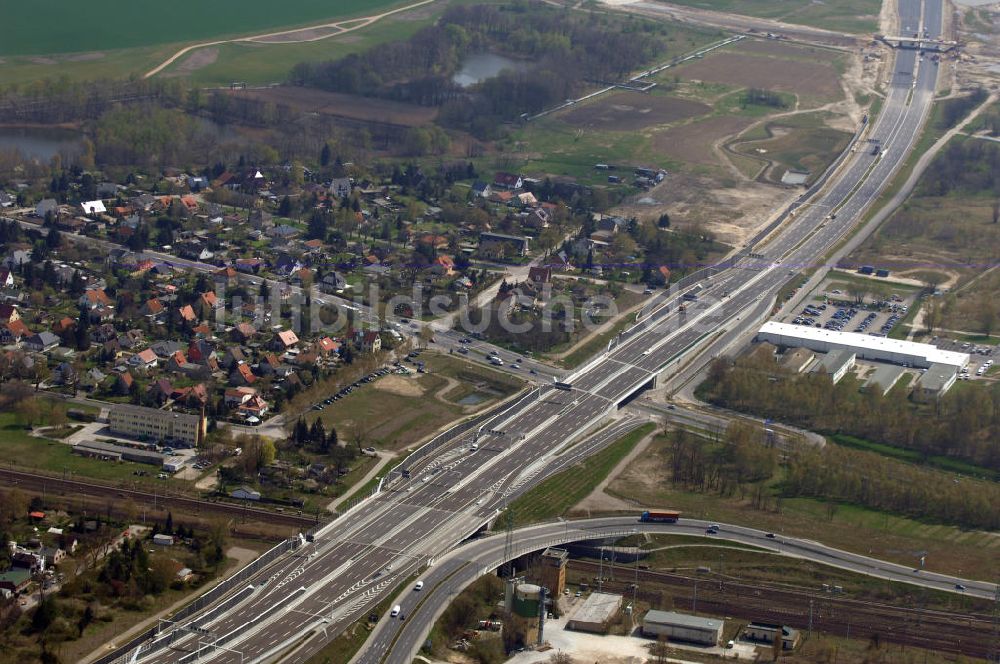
[167,47,219,76]
[375,374,425,397]
[144,0,440,78]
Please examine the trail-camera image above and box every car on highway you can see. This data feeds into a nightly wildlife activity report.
[765,533,776,539]
[955,584,966,591]
[390,605,401,617]
[415,581,424,591]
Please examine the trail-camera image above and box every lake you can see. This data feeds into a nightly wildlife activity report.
[0,126,83,161]
[453,53,524,88]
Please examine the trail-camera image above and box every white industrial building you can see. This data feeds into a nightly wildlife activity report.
[642,610,723,646]
[757,322,969,370]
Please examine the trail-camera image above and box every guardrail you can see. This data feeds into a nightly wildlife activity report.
[91,536,301,664]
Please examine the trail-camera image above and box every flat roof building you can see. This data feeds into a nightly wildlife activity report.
[109,404,205,447]
[865,364,906,395]
[743,622,800,650]
[780,347,815,373]
[73,440,164,465]
[642,610,723,646]
[757,321,968,370]
[914,362,959,401]
[813,349,856,384]
[567,592,621,633]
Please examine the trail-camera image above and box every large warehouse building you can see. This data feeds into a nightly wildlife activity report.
[641,610,723,646]
[757,321,969,370]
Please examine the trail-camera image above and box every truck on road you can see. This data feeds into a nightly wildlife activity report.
[640,509,681,523]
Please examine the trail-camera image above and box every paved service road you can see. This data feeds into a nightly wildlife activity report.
[366,516,999,664]
[123,2,950,662]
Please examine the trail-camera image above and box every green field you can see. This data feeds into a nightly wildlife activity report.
[653,0,881,33]
[168,17,438,87]
[4,0,408,56]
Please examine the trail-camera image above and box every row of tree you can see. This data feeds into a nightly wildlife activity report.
[703,353,1000,474]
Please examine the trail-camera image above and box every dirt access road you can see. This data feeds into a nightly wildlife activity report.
[143,0,439,78]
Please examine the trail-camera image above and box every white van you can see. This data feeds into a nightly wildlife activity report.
[390,605,401,617]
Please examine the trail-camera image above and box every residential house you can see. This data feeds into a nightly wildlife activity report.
[52,317,76,335]
[24,331,60,353]
[1,319,31,346]
[214,266,238,287]
[53,362,76,385]
[523,207,551,230]
[527,266,552,286]
[493,172,523,190]
[316,337,339,355]
[272,329,299,351]
[4,250,31,270]
[147,379,174,405]
[0,268,14,288]
[235,258,264,274]
[319,272,347,293]
[432,255,456,277]
[224,386,257,408]
[357,330,381,353]
[231,322,257,343]
[237,394,269,420]
[79,288,113,309]
[115,371,135,395]
[35,198,59,218]
[142,298,165,317]
[230,361,257,386]
[328,178,352,198]
[471,181,491,198]
[516,191,537,207]
[81,200,107,216]
[479,232,530,258]
[178,305,197,323]
[0,304,20,324]
[128,348,159,371]
[231,486,261,501]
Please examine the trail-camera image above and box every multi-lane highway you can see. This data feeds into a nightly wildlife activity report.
[121,2,954,662]
[365,516,998,663]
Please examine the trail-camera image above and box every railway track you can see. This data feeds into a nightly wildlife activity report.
[0,468,315,529]
[569,560,996,659]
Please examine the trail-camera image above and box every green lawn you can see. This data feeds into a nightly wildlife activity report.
[0,414,171,486]
[309,353,522,452]
[507,423,656,526]
[3,0,409,56]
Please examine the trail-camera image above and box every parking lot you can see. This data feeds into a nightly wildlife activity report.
[311,364,402,413]
[783,288,910,337]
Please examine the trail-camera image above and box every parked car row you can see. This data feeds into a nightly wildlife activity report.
[312,366,396,411]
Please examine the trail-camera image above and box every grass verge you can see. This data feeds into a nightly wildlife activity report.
[507,423,655,526]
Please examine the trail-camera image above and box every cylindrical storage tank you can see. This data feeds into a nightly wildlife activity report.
[513,583,541,618]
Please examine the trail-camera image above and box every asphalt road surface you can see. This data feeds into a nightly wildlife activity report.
[366,516,998,663]
[124,2,952,662]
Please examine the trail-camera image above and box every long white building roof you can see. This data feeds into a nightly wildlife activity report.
[759,321,969,368]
